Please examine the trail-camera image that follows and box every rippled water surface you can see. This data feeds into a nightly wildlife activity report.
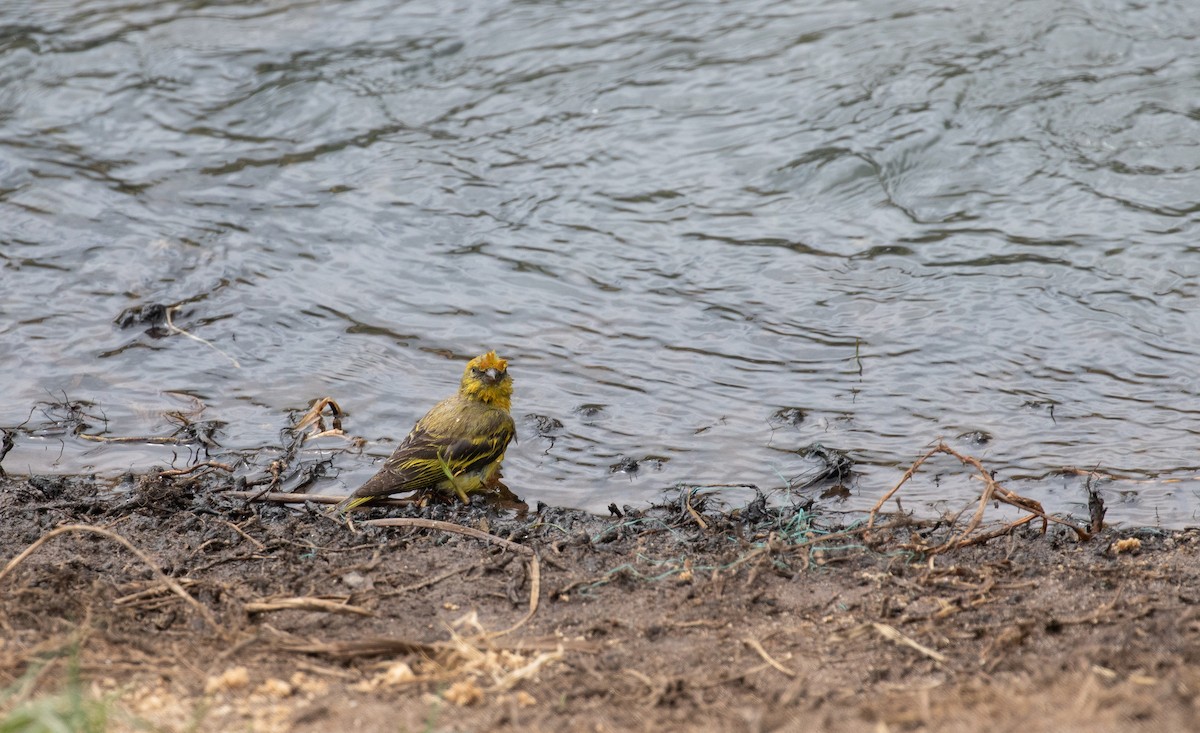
[3,0,1199,525]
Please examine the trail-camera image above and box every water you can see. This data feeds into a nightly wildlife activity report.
[2,0,1199,526]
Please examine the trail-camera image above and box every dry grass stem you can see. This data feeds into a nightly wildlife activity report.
[684,489,709,530]
[742,637,796,677]
[157,461,235,477]
[166,304,241,368]
[870,622,947,663]
[384,561,475,596]
[294,397,345,440]
[245,596,374,617]
[488,555,541,638]
[222,519,267,551]
[362,517,535,555]
[113,579,198,606]
[77,433,183,444]
[276,637,446,658]
[223,491,416,507]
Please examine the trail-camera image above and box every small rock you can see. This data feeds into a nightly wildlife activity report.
[1110,537,1141,555]
[205,667,250,694]
[341,571,368,589]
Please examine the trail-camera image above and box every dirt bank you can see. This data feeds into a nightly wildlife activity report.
[2,471,1199,732]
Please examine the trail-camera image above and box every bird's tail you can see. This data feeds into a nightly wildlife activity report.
[331,494,373,515]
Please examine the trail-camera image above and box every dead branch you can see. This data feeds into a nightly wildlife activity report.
[868,441,1091,552]
[867,443,942,531]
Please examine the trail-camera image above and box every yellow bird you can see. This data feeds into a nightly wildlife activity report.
[338,351,515,511]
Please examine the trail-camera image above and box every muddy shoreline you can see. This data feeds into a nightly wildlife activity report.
[2,470,1199,732]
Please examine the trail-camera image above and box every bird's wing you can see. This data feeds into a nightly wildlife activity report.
[351,409,515,500]
[350,428,451,499]
[441,411,516,474]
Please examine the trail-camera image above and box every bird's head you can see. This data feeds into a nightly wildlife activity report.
[461,350,513,408]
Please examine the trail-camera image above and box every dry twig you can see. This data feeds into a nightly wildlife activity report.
[166,304,241,368]
[362,518,535,556]
[157,461,235,477]
[742,637,796,677]
[245,596,373,617]
[383,562,475,597]
[867,441,1091,552]
[489,555,541,638]
[867,444,942,531]
[78,434,182,444]
[221,519,267,551]
[293,397,346,441]
[223,491,416,507]
[684,488,709,530]
[868,622,947,664]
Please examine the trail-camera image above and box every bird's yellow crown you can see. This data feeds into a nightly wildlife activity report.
[460,350,513,409]
[474,350,508,373]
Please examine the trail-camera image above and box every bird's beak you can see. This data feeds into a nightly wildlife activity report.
[484,367,501,383]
